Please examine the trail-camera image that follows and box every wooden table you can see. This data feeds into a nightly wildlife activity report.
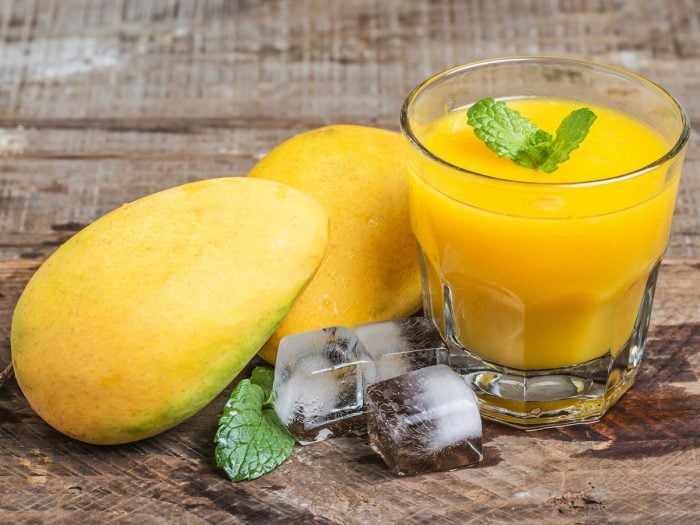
[1,1,698,523]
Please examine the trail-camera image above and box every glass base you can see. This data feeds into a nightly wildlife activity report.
[428,258,660,430]
[447,344,639,429]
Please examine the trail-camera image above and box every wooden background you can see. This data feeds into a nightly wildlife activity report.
[0,1,698,523]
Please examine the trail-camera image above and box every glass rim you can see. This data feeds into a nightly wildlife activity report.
[400,56,690,188]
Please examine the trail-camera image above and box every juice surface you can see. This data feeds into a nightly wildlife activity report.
[408,98,680,369]
[423,98,668,183]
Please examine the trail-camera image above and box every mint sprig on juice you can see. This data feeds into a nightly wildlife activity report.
[401,58,689,428]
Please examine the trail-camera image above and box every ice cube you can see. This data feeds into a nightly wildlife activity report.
[366,364,483,476]
[272,327,371,444]
[354,317,447,384]
[273,318,450,445]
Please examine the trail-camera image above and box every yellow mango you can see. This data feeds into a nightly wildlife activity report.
[249,125,422,363]
[11,177,328,444]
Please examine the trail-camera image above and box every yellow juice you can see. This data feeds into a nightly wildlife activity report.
[408,98,681,370]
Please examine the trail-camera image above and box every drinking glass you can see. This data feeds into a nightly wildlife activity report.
[400,57,689,428]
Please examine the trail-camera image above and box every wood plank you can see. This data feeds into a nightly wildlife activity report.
[1,0,700,260]
[1,130,699,260]
[0,259,698,523]
[0,0,698,121]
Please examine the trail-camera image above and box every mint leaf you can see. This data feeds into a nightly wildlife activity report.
[466,98,596,173]
[538,108,597,173]
[513,128,553,170]
[214,367,294,482]
[250,366,274,403]
[467,98,553,169]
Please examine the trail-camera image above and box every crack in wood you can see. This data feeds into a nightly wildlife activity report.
[0,117,380,133]
[0,364,13,390]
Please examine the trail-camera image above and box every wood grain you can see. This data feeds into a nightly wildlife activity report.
[0,0,699,261]
[0,259,698,523]
[1,0,699,523]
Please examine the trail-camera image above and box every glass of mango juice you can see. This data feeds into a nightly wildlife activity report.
[400,57,689,429]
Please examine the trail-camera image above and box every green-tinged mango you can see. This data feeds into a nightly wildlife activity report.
[11,177,328,445]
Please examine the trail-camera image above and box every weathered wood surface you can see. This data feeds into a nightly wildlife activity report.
[0,0,699,261]
[0,0,699,523]
[0,259,699,523]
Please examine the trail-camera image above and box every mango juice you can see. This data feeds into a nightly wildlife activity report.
[407,98,681,370]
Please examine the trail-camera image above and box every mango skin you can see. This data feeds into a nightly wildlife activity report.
[11,177,328,445]
[249,125,422,363]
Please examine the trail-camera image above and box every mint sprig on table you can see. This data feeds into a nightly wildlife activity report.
[214,366,294,482]
[466,97,597,173]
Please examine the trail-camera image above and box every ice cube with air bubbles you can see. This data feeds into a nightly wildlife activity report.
[272,318,449,445]
[366,364,483,476]
[272,326,371,444]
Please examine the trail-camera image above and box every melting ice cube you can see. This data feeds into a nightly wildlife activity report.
[272,327,371,444]
[355,317,446,384]
[273,318,449,445]
[366,364,483,476]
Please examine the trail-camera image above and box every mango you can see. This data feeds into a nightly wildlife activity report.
[11,177,328,444]
[249,125,422,363]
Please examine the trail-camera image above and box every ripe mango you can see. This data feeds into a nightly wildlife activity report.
[249,125,422,363]
[11,177,328,444]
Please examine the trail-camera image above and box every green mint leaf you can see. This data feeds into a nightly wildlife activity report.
[538,108,597,173]
[513,128,553,170]
[214,371,294,482]
[466,98,596,173]
[250,365,274,404]
[466,98,553,169]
